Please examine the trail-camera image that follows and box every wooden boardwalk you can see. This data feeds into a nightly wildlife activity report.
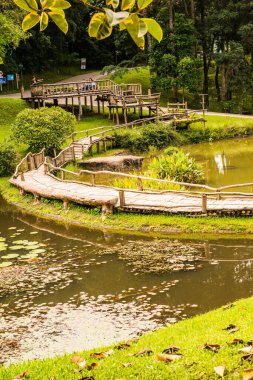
[10,115,253,217]
[10,166,253,215]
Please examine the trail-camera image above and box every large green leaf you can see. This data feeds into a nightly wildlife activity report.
[121,0,135,10]
[48,12,68,33]
[138,19,148,37]
[125,14,145,49]
[106,0,119,9]
[22,12,40,31]
[14,0,38,12]
[40,0,71,9]
[104,9,129,26]
[142,18,163,42]
[137,0,152,10]
[88,13,112,40]
[40,12,49,31]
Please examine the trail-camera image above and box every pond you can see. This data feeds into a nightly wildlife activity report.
[1,196,253,365]
[183,136,253,189]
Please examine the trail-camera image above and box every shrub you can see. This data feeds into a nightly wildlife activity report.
[12,107,76,154]
[114,122,180,152]
[0,143,18,177]
[147,150,204,183]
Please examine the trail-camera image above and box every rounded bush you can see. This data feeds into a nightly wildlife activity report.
[0,143,18,177]
[12,107,76,154]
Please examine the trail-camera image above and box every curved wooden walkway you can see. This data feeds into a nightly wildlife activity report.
[10,116,253,217]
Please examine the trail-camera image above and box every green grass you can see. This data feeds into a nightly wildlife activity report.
[112,67,151,94]
[1,297,253,379]
[0,99,28,144]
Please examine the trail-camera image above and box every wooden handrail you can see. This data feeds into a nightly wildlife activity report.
[13,148,45,179]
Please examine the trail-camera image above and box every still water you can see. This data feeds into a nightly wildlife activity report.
[183,136,253,189]
[1,196,253,364]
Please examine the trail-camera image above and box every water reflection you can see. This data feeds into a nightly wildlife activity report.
[183,136,253,190]
[1,197,253,364]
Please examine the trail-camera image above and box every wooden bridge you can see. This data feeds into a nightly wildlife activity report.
[10,115,253,217]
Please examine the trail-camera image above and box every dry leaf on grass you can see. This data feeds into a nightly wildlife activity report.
[115,343,131,350]
[78,377,95,380]
[90,349,113,359]
[201,343,222,353]
[223,324,237,331]
[122,363,133,367]
[14,371,28,380]
[227,338,244,346]
[214,365,226,377]
[86,363,98,371]
[133,349,153,357]
[71,355,87,368]
[242,369,253,380]
[241,354,253,362]
[239,347,253,354]
[162,346,180,354]
[156,353,182,362]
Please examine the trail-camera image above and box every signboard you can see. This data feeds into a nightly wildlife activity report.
[0,77,7,84]
[7,74,14,81]
[81,58,86,70]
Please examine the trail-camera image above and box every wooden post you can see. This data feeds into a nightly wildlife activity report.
[43,163,48,175]
[53,98,58,106]
[216,190,221,200]
[72,97,74,114]
[33,194,40,204]
[78,97,82,121]
[33,155,37,169]
[202,194,207,213]
[65,97,68,109]
[72,146,75,162]
[137,177,143,191]
[102,100,105,114]
[97,97,100,114]
[89,136,93,156]
[123,108,127,123]
[21,172,25,181]
[91,173,96,186]
[103,134,107,152]
[119,190,125,207]
[102,204,113,216]
[96,142,100,154]
[61,170,65,180]
[84,96,87,106]
[63,199,69,209]
[116,107,119,124]
[90,95,93,111]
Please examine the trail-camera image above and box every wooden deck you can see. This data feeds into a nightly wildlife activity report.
[10,165,253,216]
[10,115,253,217]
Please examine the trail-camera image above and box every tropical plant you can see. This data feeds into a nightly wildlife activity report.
[13,0,163,50]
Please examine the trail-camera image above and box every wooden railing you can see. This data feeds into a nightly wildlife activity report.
[44,163,253,212]
[13,149,45,179]
[31,79,142,98]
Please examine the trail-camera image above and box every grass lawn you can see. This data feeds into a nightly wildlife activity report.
[1,297,253,379]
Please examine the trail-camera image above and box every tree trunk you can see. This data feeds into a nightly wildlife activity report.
[221,67,227,101]
[190,0,195,20]
[168,0,174,31]
[200,3,209,103]
[215,66,221,102]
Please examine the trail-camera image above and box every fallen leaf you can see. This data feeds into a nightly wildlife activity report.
[78,377,94,380]
[222,324,237,331]
[115,343,131,350]
[228,327,240,334]
[86,363,98,371]
[133,349,153,357]
[243,369,253,380]
[223,303,234,310]
[201,343,222,353]
[156,353,182,362]
[214,365,226,377]
[14,371,28,380]
[227,338,244,346]
[126,337,139,344]
[242,354,253,362]
[248,341,253,346]
[90,349,113,359]
[122,363,133,367]
[239,347,253,354]
[71,355,86,368]
[162,346,180,354]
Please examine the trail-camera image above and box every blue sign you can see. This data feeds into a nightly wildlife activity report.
[0,78,7,84]
[7,74,14,81]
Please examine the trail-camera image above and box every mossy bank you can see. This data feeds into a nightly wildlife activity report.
[1,297,253,379]
[2,178,253,238]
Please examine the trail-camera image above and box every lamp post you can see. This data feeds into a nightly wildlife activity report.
[18,63,24,98]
